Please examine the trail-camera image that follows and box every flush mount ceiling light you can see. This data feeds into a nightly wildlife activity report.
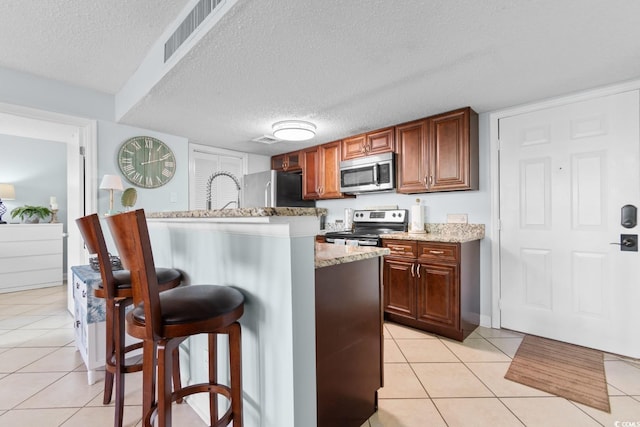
[272,120,317,141]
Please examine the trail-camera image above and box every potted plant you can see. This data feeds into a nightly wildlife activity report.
[10,205,53,223]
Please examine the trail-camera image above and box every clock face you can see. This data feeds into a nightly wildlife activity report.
[117,136,176,188]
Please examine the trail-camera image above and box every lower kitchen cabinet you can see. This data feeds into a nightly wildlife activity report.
[382,239,480,341]
[316,257,382,427]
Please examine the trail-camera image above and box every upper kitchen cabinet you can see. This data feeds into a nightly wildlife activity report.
[396,107,479,193]
[271,150,302,172]
[341,127,395,161]
[302,141,347,200]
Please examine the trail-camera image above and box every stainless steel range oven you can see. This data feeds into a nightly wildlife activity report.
[324,209,408,246]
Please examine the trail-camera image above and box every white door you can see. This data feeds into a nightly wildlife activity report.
[499,90,640,358]
[189,145,245,210]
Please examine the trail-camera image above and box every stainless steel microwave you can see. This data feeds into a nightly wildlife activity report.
[339,152,395,194]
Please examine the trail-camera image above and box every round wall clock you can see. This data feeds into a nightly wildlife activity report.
[117,136,176,188]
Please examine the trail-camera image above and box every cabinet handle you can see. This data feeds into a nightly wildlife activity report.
[416,264,421,278]
[411,263,415,277]
[429,250,445,255]
[424,175,428,186]
[391,246,405,252]
[429,176,433,184]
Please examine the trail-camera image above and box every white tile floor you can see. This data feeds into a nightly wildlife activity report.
[1,285,640,427]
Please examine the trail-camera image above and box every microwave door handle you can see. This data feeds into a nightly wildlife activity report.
[373,163,379,185]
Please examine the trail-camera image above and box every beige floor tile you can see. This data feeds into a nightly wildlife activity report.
[605,360,640,395]
[60,405,142,427]
[20,314,74,330]
[378,363,428,398]
[383,339,406,363]
[0,407,79,427]
[441,337,512,362]
[633,395,640,402]
[465,330,483,339]
[86,371,144,407]
[0,347,53,373]
[18,345,85,372]
[369,398,446,427]
[17,371,104,409]
[466,362,550,397]
[434,397,524,427]
[474,326,523,339]
[501,397,601,426]
[0,304,44,317]
[0,372,66,410]
[384,323,437,339]
[360,421,370,427]
[412,362,493,398]
[485,337,522,358]
[0,329,50,347]
[574,396,640,425]
[168,401,208,426]
[395,338,459,363]
[0,315,45,329]
[17,327,76,347]
[608,383,626,396]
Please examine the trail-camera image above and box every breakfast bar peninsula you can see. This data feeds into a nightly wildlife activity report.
[144,208,389,427]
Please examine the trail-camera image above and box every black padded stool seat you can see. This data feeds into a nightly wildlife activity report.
[132,285,244,327]
[95,268,182,291]
[106,209,244,427]
[76,214,183,427]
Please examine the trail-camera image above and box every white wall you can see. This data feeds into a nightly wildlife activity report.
[0,135,68,270]
[97,121,190,214]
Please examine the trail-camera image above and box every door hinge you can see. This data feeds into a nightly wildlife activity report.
[79,146,86,156]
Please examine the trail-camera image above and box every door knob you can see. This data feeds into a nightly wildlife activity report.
[610,234,638,252]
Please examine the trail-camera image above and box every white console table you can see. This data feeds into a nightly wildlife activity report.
[70,265,140,385]
[0,223,63,293]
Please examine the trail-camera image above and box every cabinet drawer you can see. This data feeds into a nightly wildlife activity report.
[383,240,417,258]
[418,242,459,262]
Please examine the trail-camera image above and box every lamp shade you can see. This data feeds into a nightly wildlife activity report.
[99,175,124,191]
[0,183,15,200]
[272,120,316,141]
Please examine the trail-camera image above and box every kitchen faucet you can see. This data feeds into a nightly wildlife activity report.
[206,171,241,210]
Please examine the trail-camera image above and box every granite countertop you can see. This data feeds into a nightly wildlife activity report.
[382,223,485,243]
[315,243,390,268]
[147,207,327,219]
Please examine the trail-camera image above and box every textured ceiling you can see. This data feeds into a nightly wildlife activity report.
[2,0,640,155]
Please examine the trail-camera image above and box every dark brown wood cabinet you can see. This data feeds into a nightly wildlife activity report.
[382,238,480,341]
[302,141,349,200]
[316,257,382,427]
[396,107,478,194]
[342,127,394,161]
[271,150,302,172]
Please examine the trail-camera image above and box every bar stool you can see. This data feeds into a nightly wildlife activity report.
[76,214,183,427]
[105,209,244,427]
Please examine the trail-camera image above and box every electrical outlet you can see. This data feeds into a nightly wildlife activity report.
[447,213,468,224]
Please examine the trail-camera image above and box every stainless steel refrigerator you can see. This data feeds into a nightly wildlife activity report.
[242,170,315,208]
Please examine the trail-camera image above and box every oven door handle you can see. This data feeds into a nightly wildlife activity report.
[357,239,379,246]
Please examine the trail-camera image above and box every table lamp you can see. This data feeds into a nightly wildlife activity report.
[0,183,16,224]
[99,175,124,216]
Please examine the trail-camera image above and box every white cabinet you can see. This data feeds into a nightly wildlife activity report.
[0,223,63,293]
[70,265,141,385]
[71,265,107,385]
